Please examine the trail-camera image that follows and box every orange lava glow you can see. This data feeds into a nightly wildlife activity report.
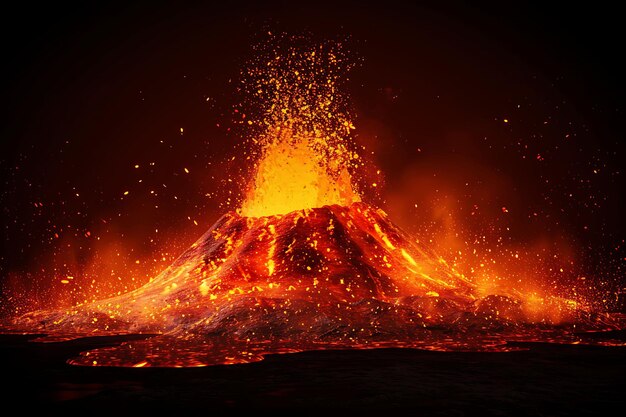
[238,36,362,217]
[1,36,624,367]
[240,129,359,217]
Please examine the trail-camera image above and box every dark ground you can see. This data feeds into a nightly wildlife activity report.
[1,334,624,416]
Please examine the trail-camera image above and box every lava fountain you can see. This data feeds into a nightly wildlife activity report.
[2,37,624,367]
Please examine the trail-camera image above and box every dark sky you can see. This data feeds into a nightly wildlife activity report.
[1,1,624,306]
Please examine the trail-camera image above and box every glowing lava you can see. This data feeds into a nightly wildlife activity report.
[240,129,359,217]
[237,34,363,218]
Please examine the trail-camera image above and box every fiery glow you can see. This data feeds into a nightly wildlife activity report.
[1,35,624,368]
[238,35,362,217]
[240,131,359,217]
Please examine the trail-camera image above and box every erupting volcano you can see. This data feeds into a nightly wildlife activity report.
[2,36,624,367]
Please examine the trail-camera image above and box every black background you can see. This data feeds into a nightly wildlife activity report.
[1,2,625,414]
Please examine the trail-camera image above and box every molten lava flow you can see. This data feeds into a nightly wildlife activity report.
[2,36,624,367]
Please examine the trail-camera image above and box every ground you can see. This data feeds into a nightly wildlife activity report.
[1,334,624,415]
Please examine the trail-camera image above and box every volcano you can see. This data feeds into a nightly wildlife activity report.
[9,202,619,367]
[4,39,623,367]
[16,203,476,339]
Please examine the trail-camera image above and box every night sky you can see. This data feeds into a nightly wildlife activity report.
[1,2,624,310]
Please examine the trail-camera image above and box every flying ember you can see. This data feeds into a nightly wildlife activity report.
[1,35,624,367]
